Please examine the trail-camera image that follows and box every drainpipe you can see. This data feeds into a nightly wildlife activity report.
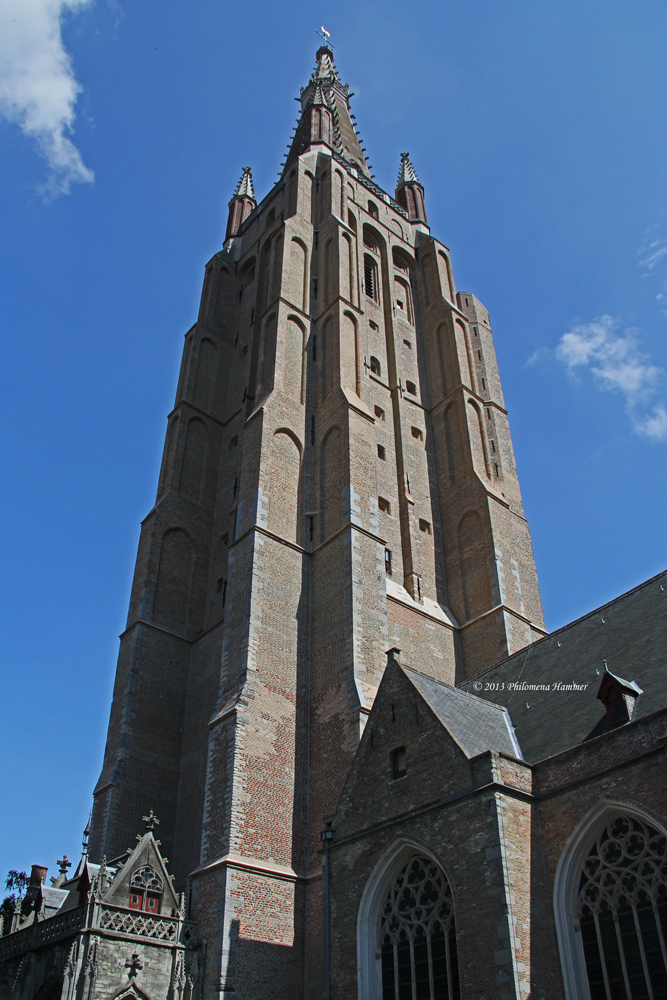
[321,822,334,1000]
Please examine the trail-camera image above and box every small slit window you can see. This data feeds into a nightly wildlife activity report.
[405,380,417,396]
[392,747,407,780]
[374,405,385,421]
[378,496,391,514]
[384,548,392,575]
[369,356,381,376]
[377,444,386,461]
[411,426,423,440]
[419,519,431,534]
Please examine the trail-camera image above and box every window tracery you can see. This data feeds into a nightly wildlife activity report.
[129,866,163,913]
[380,855,460,1000]
[577,815,667,999]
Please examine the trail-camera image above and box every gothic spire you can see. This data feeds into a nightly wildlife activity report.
[283,46,370,176]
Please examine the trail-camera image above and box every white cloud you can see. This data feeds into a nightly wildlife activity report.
[636,405,667,443]
[555,315,667,442]
[0,0,94,197]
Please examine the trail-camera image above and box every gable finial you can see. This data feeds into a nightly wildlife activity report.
[142,809,160,831]
[57,855,72,877]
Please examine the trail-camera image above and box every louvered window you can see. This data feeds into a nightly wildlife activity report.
[364,256,377,300]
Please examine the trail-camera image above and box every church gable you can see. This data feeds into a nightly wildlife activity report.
[104,828,179,916]
[334,652,512,838]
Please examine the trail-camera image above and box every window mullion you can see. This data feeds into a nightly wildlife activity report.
[613,914,633,999]
[632,905,655,1000]
[410,934,417,1000]
[426,929,434,1000]
[393,941,400,1000]
[594,912,613,1000]
[444,922,454,1000]
[651,900,667,974]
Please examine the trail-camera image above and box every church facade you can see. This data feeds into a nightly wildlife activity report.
[2,44,666,1000]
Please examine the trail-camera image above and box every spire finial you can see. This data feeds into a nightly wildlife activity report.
[397,152,420,186]
[315,26,333,49]
[234,167,255,200]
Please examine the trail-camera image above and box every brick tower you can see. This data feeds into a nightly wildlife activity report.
[89,45,545,998]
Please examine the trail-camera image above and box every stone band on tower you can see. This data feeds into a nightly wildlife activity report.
[89,44,545,999]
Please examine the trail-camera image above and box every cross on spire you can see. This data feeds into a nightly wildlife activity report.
[142,809,160,831]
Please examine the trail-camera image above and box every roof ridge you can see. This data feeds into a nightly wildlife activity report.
[460,567,667,685]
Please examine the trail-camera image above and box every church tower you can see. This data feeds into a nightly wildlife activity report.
[89,45,545,998]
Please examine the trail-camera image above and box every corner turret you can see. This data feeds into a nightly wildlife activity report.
[225,166,256,244]
[395,152,428,228]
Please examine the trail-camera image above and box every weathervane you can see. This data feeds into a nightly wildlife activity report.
[315,26,334,48]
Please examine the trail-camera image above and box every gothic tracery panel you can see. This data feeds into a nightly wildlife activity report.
[577,815,667,1000]
[380,855,460,1000]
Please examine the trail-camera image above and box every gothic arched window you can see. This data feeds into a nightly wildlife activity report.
[577,815,667,999]
[129,865,163,913]
[380,855,460,1000]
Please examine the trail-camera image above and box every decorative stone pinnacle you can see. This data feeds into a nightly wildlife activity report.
[397,152,421,186]
[234,167,255,200]
[142,810,160,831]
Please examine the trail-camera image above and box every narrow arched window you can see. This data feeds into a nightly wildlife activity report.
[577,815,667,999]
[368,200,379,219]
[369,356,381,377]
[380,855,460,999]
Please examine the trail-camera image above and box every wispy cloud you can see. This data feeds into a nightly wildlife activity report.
[0,0,95,197]
[639,234,667,318]
[555,315,667,442]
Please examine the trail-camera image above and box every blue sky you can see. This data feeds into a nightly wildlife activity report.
[1,0,666,882]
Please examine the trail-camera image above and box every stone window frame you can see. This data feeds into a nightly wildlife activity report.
[356,839,456,1000]
[554,799,667,1000]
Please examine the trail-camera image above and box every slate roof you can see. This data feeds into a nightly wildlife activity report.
[42,887,68,918]
[404,666,522,759]
[460,569,667,763]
